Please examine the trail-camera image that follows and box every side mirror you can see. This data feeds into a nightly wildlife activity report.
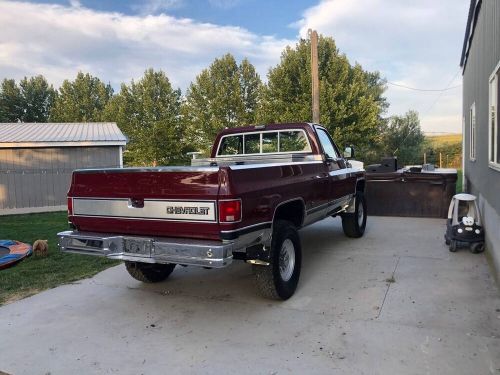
[344,146,354,159]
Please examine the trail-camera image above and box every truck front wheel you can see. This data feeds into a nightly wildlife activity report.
[253,220,302,300]
[341,191,367,238]
[125,261,176,283]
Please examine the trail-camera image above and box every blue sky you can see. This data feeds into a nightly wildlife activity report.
[29,0,318,38]
[0,0,470,133]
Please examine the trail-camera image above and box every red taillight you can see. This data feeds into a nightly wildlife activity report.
[67,197,73,216]
[219,199,242,223]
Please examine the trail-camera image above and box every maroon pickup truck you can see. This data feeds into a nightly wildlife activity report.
[58,123,367,300]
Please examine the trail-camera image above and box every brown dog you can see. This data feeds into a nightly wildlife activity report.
[32,239,48,257]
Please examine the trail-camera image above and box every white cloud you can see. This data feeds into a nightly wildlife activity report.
[132,0,184,15]
[296,0,469,133]
[0,1,292,93]
[68,0,81,8]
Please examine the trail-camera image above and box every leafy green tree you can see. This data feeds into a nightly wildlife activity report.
[183,54,262,152]
[239,58,262,125]
[104,69,188,166]
[0,79,23,122]
[51,72,113,122]
[258,35,387,154]
[19,75,57,122]
[382,110,424,166]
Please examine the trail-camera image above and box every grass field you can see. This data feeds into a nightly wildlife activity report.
[426,134,462,146]
[0,212,119,305]
[424,134,463,169]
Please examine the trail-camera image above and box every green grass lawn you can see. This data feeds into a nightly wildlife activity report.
[0,212,119,305]
[456,169,463,193]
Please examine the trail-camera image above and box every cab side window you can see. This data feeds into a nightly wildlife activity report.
[280,131,311,152]
[316,128,339,159]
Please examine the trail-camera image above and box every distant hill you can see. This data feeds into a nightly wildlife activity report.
[426,134,462,146]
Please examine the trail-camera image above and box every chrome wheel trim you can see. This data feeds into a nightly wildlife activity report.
[279,239,295,282]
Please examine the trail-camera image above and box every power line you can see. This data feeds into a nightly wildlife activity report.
[422,69,462,117]
[386,81,461,92]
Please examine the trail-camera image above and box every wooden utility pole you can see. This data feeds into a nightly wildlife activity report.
[309,29,320,124]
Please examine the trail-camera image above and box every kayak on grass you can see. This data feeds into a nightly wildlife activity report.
[0,240,32,270]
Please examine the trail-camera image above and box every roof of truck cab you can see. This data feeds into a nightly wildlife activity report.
[217,122,316,136]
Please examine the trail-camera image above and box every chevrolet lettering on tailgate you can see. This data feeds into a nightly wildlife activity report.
[166,206,210,215]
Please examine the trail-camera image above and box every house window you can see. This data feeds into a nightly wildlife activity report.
[470,102,476,161]
[489,62,500,169]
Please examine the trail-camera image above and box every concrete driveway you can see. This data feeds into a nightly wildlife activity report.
[0,216,499,375]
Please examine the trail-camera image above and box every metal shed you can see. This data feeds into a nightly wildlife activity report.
[0,122,127,215]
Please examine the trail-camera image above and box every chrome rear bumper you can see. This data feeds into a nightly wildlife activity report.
[57,231,233,268]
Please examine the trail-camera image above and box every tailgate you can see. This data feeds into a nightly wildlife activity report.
[68,167,224,240]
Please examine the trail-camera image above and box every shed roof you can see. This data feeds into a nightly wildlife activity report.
[0,122,127,148]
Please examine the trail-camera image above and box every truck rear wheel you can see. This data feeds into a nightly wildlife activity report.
[253,220,302,300]
[125,261,176,283]
[341,191,367,238]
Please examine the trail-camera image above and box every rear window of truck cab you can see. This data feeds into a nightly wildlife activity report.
[217,130,311,156]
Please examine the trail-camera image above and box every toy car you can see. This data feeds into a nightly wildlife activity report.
[445,193,485,253]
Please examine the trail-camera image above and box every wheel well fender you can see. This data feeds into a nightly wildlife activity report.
[272,199,305,229]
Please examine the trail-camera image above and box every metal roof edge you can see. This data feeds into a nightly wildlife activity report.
[0,122,127,143]
[0,141,127,148]
[460,0,482,70]
[0,122,119,125]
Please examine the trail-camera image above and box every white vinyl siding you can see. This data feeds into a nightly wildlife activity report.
[470,102,476,161]
[489,61,500,170]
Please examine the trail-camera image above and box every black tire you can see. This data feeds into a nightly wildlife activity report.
[341,191,367,238]
[125,261,176,283]
[444,234,450,245]
[470,242,485,254]
[253,220,302,300]
[449,240,458,252]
